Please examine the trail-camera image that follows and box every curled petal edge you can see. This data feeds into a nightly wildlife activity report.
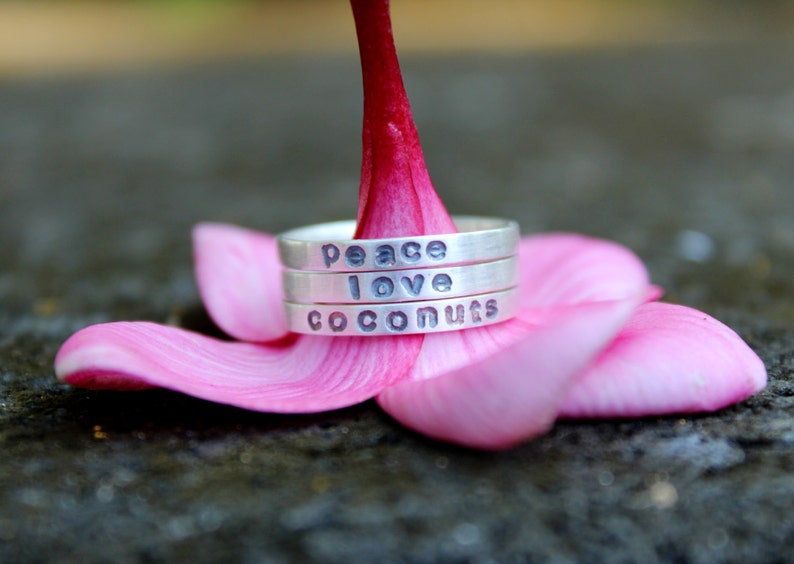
[377,297,640,450]
[517,233,653,309]
[193,222,289,343]
[558,302,768,419]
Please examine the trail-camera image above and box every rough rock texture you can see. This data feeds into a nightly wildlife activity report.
[2,42,794,562]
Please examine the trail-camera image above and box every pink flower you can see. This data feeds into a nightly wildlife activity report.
[54,0,766,449]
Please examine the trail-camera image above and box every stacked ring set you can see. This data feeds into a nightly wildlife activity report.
[277,217,521,336]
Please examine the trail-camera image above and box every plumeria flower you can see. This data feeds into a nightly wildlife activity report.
[55,0,766,450]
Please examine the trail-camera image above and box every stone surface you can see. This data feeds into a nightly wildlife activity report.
[2,41,794,562]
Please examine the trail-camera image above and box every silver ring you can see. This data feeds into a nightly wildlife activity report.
[285,287,520,336]
[277,216,519,272]
[283,256,518,304]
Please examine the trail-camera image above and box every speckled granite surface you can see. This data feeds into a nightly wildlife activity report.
[2,42,794,562]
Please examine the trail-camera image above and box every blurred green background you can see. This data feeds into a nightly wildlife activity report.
[1,0,792,77]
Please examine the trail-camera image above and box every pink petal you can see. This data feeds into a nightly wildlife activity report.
[378,298,638,450]
[193,223,288,343]
[376,233,655,449]
[558,302,768,418]
[55,322,421,412]
[406,234,653,381]
[518,233,653,309]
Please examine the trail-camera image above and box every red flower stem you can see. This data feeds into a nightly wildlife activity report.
[350,0,455,239]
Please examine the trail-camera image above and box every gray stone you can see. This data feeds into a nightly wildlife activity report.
[2,42,794,562]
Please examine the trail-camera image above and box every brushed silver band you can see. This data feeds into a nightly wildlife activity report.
[283,256,519,304]
[284,287,519,336]
[277,216,519,272]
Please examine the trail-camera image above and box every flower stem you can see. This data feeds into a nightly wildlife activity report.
[350,0,455,238]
